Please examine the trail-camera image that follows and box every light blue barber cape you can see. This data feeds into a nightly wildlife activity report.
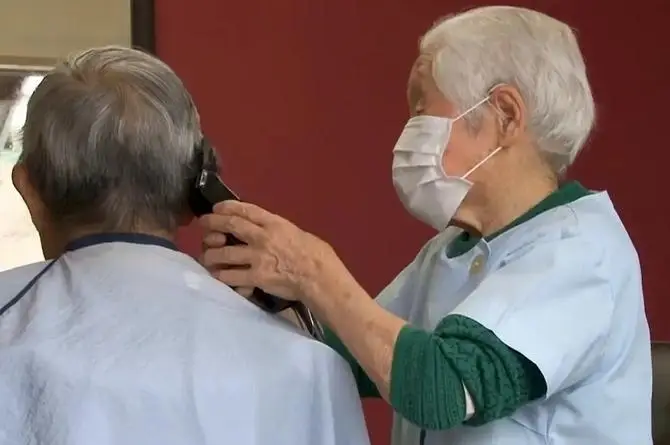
[379,190,652,445]
[0,234,370,445]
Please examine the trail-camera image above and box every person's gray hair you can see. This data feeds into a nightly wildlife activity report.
[20,45,202,231]
[420,6,595,174]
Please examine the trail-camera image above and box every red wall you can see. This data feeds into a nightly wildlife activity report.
[156,1,669,443]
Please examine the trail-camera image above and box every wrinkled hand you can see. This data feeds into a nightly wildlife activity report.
[200,232,254,298]
[199,200,344,302]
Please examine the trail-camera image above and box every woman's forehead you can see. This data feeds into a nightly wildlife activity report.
[411,55,432,78]
[408,55,440,95]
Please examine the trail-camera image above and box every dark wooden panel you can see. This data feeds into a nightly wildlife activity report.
[131,0,155,54]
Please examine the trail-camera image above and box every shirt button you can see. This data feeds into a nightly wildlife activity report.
[469,255,486,275]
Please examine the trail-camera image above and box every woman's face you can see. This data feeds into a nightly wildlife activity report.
[405,55,501,181]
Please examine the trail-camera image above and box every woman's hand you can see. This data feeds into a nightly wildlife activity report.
[200,200,407,398]
[200,232,254,297]
[199,200,347,302]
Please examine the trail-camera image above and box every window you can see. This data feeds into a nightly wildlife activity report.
[0,72,45,271]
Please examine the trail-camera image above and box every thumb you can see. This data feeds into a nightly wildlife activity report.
[236,287,254,298]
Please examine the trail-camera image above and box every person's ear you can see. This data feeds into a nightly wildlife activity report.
[12,163,46,231]
[489,85,526,147]
[12,163,64,259]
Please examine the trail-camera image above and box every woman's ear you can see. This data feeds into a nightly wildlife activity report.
[490,85,526,147]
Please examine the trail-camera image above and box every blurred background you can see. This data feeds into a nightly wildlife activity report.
[0,0,131,269]
[1,1,668,443]
[0,72,43,270]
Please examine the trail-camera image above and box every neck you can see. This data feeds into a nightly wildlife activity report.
[42,224,175,259]
[68,227,174,243]
[455,173,558,238]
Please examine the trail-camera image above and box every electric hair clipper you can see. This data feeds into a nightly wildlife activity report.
[189,140,323,339]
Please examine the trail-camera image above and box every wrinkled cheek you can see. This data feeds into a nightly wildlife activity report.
[440,147,467,177]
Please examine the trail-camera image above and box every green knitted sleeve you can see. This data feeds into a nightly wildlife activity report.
[322,327,381,398]
[390,314,547,429]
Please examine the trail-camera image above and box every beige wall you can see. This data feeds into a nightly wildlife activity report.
[0,0,131,66]
[0,156,43,270]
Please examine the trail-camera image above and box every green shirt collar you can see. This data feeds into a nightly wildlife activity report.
[447,181,591,258]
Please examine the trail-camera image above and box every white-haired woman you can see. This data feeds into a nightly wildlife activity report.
[201,6,651,445]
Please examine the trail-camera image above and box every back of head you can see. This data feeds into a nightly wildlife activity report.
[20,46,202,233]
[420,6,595,175]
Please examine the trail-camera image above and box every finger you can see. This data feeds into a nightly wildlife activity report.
[236,287,254,298]
[214,268,258,289]
[213,200,279,227]
[201,245,258,269]
[199,213,266,245]
[199,213,234,233]
[202,232,227,248]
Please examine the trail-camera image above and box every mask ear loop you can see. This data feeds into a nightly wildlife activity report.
[454,95,491,121]
[438,94,493,165]
[461,99,505,179]
[440,84,507,177]
[462,145,504,179]
[453,83,506,121]
[458,83,508,179]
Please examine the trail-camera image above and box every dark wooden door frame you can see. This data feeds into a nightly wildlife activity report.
[131,0,156,54]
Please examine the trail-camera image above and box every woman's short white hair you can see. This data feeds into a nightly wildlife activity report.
[421,6,595,174]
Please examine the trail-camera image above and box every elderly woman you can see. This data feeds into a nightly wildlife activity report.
[201,5,652,445]
[0,47,369,445]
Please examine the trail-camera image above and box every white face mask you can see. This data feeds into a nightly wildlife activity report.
[392,95,503,230]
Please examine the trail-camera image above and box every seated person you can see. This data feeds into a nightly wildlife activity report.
[0,46,369,445]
